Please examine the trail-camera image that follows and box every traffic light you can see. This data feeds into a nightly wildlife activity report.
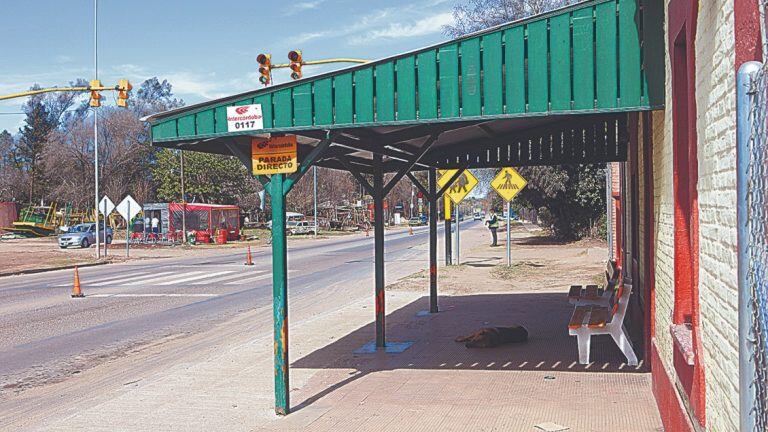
[288,50,302,80]
[89,79,102,107]
[116,79,132,108]
[257,53,271,85]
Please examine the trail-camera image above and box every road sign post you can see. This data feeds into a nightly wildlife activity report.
[116,195,141,258]
[490,167,528,267]
[98,196,115,257]
[438,169,478,266]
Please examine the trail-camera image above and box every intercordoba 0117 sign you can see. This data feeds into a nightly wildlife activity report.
[227,104,264,132]
[251,136,298,175]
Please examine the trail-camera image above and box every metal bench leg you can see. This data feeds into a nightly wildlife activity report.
[575,329,591,364]
[610,325,638,366]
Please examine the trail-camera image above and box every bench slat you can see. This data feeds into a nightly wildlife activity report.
[568,285,583,300]
[584,285,600,300]
[588,306,609,328]
[569,306,591,329]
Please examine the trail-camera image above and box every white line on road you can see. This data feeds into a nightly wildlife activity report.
[224,273,271,285]
[86,293,218,298]
[157,271,234,286]
[190,270,266,285]
[121,271,205,286]
[52,271,164,287]
[88,271,177,287]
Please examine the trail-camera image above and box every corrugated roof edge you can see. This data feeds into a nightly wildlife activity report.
[141,0,612,124]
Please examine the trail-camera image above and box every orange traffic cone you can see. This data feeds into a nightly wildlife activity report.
[71,266,84,298]
[408,225,414,235]
[365,226,370,237]
[245,246,254,266]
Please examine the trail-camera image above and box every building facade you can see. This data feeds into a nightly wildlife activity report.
[620,1,763,430]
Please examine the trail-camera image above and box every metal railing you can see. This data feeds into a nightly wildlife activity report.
[737,60,768,432]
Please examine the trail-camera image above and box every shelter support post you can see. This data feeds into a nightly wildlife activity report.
[269,174,289,415]
[428,168,438,313]
[372,153,386,348]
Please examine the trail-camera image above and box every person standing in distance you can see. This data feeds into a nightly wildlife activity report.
[486,209,499,246]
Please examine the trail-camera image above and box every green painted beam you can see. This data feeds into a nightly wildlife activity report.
[147,0,662,144]
[270,174,289,415]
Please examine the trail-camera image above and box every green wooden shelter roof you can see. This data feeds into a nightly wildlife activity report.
[144,0,663,172]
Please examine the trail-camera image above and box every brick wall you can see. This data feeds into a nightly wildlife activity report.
[694,1,739,430]
[650,1,739,430]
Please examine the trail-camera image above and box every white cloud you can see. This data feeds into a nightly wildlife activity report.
[350,11,453,45]
[287,4,453,47]
[282,0,324,16]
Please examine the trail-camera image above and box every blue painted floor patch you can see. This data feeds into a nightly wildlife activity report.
[354,341,414,354]
[416,310,431,317]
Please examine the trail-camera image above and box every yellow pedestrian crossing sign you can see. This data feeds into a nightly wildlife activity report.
[491,167,527,202]
[438,169,478,204]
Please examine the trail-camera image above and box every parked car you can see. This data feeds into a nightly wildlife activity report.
[473,212,483,221]
[286,220,316,235]
[58,223,113,249]
[407,217,424,226]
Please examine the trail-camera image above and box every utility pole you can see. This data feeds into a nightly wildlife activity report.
[313,165,318,237]
[181,151,186,243]
[93,0,100,259]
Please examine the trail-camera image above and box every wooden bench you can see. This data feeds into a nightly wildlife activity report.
[568,260,619,306]
[567,280,638,366]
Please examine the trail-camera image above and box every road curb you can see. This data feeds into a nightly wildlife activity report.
[0,260,112,278]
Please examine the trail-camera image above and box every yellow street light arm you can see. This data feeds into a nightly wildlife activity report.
[0,83,125,102]
[270,58,370,69]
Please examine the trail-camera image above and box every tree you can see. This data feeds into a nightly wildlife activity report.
[444,0,606,240]
[15,79,87,203]
[151,149,256,206]
[443,0,575,37]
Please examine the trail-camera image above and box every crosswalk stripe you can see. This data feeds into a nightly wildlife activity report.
[52,271,165,287]
[120,271,204,286]
[190,270,266,285]
[89,271,177,287]
[88,293,218,298]
[225,273,271,285]
[157,271,234,286]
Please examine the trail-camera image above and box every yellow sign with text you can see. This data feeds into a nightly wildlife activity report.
[251,136,298,175]
[491,167,527,202]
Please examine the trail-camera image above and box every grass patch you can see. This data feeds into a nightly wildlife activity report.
[490,261,546,280]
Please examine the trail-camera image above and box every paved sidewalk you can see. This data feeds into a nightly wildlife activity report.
[39,223,662,432]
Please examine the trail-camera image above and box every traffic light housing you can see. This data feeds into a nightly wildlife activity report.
[257,53,271,85]
[288,50,302,80]
[89,79,102,107]
[116,79,132,108]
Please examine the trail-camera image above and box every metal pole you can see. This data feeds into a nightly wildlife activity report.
[373,154,386,348]
[428,168,438,313]
[455,202,460,265]
[103,199,108,256]
[271,174,290,415]
[313,165,318,237]
[737,60,761,432]
[126,201,130,258]
[445,195,452,266]
[606,162,613,260]
[181,151,186,243]
[506,201,511,266]
[93,0,100,259]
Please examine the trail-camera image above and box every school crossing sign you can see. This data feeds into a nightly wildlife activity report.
[438,169,478,204]
[491,167,527,202]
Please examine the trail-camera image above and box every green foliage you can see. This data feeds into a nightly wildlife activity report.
[514,164,606,240]
[151,149,255,204]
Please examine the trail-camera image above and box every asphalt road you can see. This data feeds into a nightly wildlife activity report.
[0,220,481,394]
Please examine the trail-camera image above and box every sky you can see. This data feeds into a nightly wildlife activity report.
[0,0,458,133]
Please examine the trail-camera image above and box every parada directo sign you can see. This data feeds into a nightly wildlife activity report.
[251,135,298,175]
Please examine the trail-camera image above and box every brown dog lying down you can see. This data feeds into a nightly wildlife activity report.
[455,326,528,348]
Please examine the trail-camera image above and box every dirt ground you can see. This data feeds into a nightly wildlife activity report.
[392,222,607,295]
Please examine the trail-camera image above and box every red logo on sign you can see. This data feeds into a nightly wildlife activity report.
[235,106,249,115]
[256,140,269,149]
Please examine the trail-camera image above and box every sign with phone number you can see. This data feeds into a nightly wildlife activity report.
[227,104,264,132]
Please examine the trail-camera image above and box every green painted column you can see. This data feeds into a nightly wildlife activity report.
[429,168,439,313]
[373,154,386,348]
[271,174,290,415]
